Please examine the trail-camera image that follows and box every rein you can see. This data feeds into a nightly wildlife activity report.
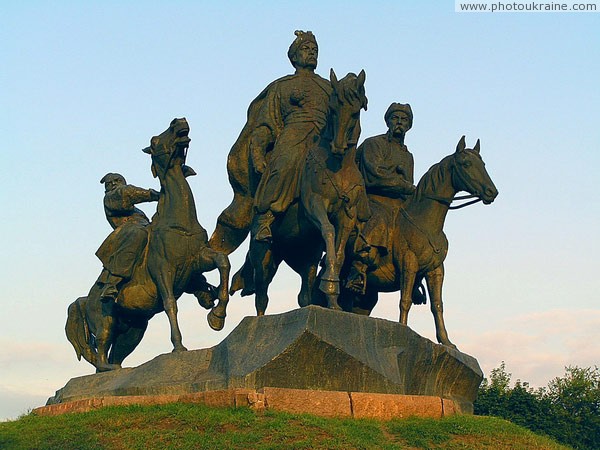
[154,145,188,180]
[424,159,483,209]
[424,193,482,210]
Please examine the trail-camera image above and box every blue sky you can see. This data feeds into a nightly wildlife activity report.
[1,1,599,420]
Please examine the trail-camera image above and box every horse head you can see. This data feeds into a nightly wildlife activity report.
[142,118,192,178]
[328,69,368,157]
[452,136,498,204]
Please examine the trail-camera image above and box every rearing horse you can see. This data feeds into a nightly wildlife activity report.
[66,118,231,372]
[232,70,368,314]
[340,136,498,348]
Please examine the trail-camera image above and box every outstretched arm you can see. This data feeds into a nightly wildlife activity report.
[105,185,159,213]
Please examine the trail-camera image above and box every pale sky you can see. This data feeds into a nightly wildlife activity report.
[1,1,599,421]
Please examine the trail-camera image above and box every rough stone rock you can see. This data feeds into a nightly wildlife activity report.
[48,306,482,412]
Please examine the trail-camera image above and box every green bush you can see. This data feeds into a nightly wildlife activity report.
[475,362,600,449]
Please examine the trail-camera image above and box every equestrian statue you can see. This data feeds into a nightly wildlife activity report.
[230,69,369,315]
[64,31,500,375]
[66,118,231,372]
[339,136,498,348]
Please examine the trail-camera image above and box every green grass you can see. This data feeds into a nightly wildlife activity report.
[0,403,570,450]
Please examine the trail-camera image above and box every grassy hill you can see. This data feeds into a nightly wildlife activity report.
[0,403,570,449]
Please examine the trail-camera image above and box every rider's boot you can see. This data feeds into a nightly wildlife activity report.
[182,165,197,177]
[345,260,369,295]
[253,210,275,243]
[345,243,378,295]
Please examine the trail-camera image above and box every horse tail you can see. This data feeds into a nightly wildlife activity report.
[412,277,428,305]
[65,297,96,365]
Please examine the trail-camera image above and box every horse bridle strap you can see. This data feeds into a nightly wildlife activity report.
[425,193,482,210]
[430,159,481,209]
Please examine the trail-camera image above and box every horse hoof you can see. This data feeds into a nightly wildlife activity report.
[328,300,342,311]
[96,363,122,373]
[319,279,340,295]
[440,339,457,350]
[172,345,188,353]
[194,290,215,310]
[208,309,225,331]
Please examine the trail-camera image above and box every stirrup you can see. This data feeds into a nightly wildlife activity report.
[254,225,272,243]
[100,285,119,303]
[345,273,366,295]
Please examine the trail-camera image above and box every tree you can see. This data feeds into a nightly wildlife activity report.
[546,366,600,449]
[474,361,511,417]
[474,363,600,449]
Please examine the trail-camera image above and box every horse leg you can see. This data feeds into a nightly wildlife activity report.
[286,246,321,308]
[249,241,278,316]
[152,266,187,352]
[425,265,457,349]
[108,317,149,365]
[201,249,231,331]
[326,216,355,309]
[303,195,339,303]
[352,288,379,315]
[94,301,121,372]
[399,253,418,325]
[298,260,319,308]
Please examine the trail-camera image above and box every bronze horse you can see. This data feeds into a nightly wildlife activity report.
[301,69,369,308]
[231,70,369,314]
[340,137,498,348]
[66,118,230,372]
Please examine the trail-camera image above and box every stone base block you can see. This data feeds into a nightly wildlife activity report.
[34,387,461,420]
[351,392,443,419]
[46,307,483,416]
[262,387,352,418]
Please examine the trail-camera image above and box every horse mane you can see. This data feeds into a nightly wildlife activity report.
[413,154,455,203]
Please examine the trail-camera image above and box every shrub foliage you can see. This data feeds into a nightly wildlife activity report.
[474,362,600,450]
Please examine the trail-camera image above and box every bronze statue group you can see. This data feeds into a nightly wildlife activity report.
[66,31,498,372]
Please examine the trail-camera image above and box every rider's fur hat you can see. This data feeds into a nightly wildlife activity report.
[385,103,413,126]
[288,30,318,65]
[100,173,126,185]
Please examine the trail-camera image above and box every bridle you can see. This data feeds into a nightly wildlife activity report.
[424,193,481,210]
[148,139,189,179]
[424,157,483,210]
